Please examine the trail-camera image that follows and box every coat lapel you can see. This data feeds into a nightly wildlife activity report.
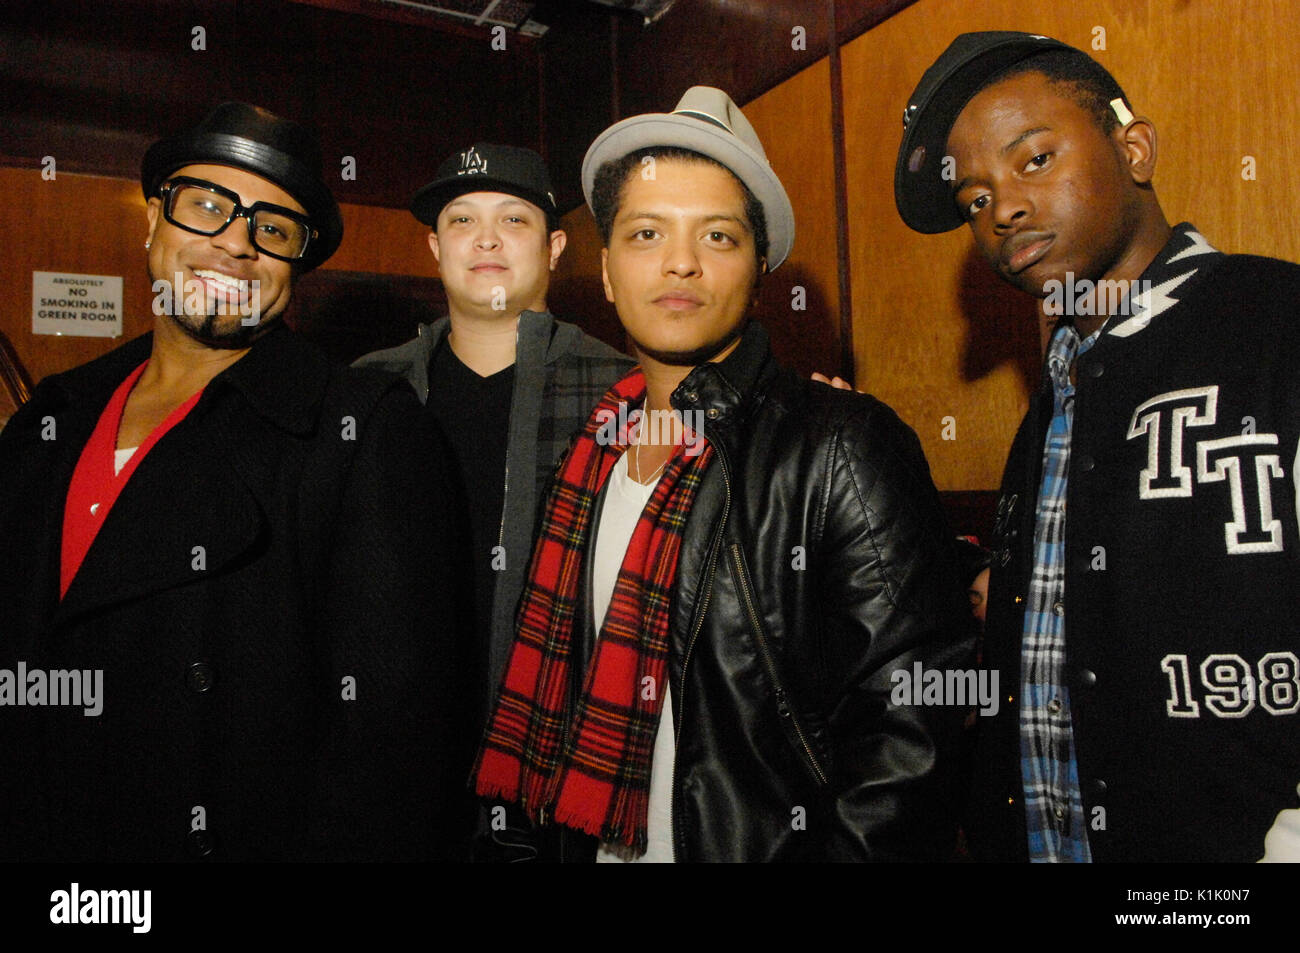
[2,335,150,639]
[53,405,266,624]
[51,324,326,626]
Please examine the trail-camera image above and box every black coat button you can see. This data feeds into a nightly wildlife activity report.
[187,828,215,858]
[186,661,215,694]
[1085,361,1104,378]
[1077,455,1095,472]
[1089,778,1108,797]
[1078,668,1097,688]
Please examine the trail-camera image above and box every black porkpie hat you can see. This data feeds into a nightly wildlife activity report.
[895,31,1072,234]
[140,102,344,270]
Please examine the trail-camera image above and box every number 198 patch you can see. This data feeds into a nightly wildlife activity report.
[1161,651,1300,718]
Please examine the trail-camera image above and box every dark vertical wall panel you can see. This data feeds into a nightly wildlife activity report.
[537,8,616,213]
[0,0,542,207]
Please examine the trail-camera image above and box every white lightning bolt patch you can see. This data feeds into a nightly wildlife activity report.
[1166,229,1218,263]
[1107,269,1198,338]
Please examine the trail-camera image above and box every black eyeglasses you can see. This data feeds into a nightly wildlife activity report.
[158,176,316,261]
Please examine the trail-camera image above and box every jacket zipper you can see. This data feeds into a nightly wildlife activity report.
[670,452,731,863]
[497,461,509,552]
[729,541,829,788]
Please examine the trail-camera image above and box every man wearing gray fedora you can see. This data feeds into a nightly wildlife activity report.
[0,102,469,860]
[472,87,974,862]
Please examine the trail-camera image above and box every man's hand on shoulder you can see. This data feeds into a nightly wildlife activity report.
[810,371,859,392]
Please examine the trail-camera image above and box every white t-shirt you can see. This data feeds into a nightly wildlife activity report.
[592,451,676,864]
[113,447,137,476]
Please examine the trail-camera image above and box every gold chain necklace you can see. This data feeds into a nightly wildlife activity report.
[633,444,668,484]
[632,401,669,484]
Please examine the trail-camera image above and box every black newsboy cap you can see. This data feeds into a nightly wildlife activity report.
[895,31,1072,234]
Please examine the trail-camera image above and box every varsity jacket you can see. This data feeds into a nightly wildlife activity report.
[354,312,633,716]
[967,225,1300,862]
[557,321,974,861]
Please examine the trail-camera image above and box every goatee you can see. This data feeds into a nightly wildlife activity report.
[172,309,269,350]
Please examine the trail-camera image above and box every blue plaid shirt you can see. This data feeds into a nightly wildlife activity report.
[1019,322,1100,863]
[1015,224,1220,862]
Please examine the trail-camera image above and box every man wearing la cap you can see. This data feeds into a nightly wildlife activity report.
[896,32,1300,862]
[0,102,470,860]
[354,142,631,860]
[472,87,973,862]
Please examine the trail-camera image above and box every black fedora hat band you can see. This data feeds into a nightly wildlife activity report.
[141,108,344,270]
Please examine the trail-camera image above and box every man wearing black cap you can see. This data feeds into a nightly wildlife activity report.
[896,32,1300,862]
[355,144,631,858]
[472,88,973,862]
[0,102,468,860]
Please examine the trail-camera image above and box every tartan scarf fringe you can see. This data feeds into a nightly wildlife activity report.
[552,800,641,853]
[472,368,713,852]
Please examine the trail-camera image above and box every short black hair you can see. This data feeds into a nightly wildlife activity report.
[978,48,1130,135]
[590,146,769,267]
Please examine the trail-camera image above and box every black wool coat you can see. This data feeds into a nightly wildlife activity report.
[0,325,472,861]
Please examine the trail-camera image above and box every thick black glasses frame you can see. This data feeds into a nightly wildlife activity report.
[158,176,317,261]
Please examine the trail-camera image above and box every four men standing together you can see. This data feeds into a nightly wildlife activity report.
[0,29,1294,863]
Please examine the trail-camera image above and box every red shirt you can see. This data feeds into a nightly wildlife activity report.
[61,361,204,598]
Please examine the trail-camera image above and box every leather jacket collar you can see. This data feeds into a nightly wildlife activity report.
[670,320,774,454]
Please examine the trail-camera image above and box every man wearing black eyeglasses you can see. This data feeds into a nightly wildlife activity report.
[0,102,471,861]
[146,171,316,345]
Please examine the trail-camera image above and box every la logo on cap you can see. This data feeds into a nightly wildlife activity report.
[458,146,487,176]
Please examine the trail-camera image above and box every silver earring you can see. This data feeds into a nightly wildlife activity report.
[145,240,151,250]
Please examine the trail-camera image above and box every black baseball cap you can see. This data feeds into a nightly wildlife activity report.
[410,143,560,230]
[895,31,1072,234]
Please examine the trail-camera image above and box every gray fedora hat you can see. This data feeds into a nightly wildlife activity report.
[580,86,795,270]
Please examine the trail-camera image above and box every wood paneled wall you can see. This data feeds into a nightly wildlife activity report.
[0,168,435,386]
[560,0,1300,493]
[8,0,1299,496]
[842,0,1300,492]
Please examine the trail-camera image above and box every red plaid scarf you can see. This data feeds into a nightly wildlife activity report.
[473,369,714,852]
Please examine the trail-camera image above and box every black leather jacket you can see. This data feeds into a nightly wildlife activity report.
[556,322,974,862]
